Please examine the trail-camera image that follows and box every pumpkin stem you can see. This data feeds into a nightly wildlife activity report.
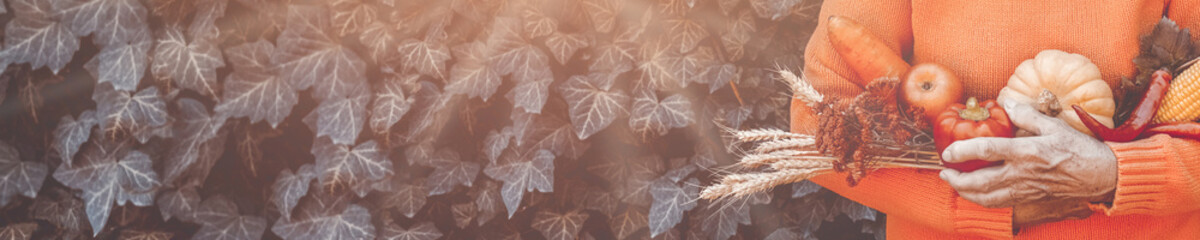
[959,97,991,121]
[1036,89,1062,116]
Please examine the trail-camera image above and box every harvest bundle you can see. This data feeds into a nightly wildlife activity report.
[702,16,1200,200]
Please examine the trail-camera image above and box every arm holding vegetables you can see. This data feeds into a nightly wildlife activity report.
[941,1,1200,218]
[942,105,1200,217]
[796,1,1016,239]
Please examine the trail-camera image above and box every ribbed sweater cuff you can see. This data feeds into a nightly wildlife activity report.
[1099,138,1172,216]
[952,197,1013,239]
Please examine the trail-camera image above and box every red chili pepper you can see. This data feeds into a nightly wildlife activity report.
[1073,69,1172,142]
[1142,122,1200,140]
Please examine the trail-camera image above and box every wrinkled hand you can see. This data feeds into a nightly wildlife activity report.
[1013,199,1092,227]
[939,101,1117,210]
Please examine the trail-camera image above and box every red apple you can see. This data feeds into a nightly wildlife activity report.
[902,63,964,123]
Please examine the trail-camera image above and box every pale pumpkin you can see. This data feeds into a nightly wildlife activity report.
[997,50,1116,135]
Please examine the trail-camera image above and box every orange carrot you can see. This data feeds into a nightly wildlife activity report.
[827,15,910,87]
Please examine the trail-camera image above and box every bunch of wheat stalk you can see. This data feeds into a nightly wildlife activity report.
[700,70,945,200]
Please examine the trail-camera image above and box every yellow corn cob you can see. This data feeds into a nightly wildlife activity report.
[1155,63,1200,123]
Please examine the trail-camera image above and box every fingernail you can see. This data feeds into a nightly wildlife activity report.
[939,169,957,181]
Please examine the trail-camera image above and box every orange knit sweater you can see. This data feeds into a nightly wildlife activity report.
[794,1,1200,239]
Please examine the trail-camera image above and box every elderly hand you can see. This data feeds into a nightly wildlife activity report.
[1013,199,1093,227]
[939,100,1117,210]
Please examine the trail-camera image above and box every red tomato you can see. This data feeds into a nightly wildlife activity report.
[934,98,1014,172]
[902,63,964,124]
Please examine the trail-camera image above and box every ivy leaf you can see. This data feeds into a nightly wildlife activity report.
[55,0,149,46]
[311,86,369,145]
[311,137,393,196]
[192,196,268,240]
[452,202,478,228]
[835,198,876,222]
[482,127,513,164]
[426,149,480,196]
[359,22,398,63]
[629,89,694,138]
[532,209,589,240]
[329,0,375,37]
[764,229,801,240]
[471,180,502,226]
[52,110,97,167]
[484,149,554,218]
[511,111,590,159]
[186,0,227,41]
[648,178,698,237]
[84,28,150,91]
[0,223,37,240]
[507,78,551,114]
[487,17,552,83]
[397,37,451,79]
[273,5,368,100]
[32,188,87,232]
[713,102,746,129]
[558,72,630,139]
[784,194,829,235]
[638,40,685,90]
[791,180,821,199]
[144,0,193,24]
[271,194,376,240]
[373,179,426,218]
[662,162,696,183]
[163,98,228,185]
[369,75,415,135]
[215,40,298,128]
[1,16,81,74]
[690,140,718,168]
[521,8,557,39]
[156,187,200,222]
[0,141,48,207]
[678,46,721,87]
[699,197,755,240]
[271,164,316,220]
[543,32,589,65]
[665,18,708,53]
[703,63,738,93]
[446,42,501,101]
[589,40,637,73]
[609,207,648,240]
[581,0,620,33]
[378,222,442,240]
[720,10,756,61]
[151,26,224,97]
[750,0,802,20]
[577,190,618,214]
[588,155,660,205]
[93,84,169,137]
[394,81,457,144]
[656,0,692,16]
[53,138,160,236]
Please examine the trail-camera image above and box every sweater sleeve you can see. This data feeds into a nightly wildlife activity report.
[1099,134,1200,216]
[1168,0,1200,43]
[795,1,1014,239]
[1089,0,1200,217]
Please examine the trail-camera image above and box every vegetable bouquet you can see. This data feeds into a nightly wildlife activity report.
[702,16,1200,200]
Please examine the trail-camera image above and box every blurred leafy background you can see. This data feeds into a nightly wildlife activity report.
[0,0,884,239]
